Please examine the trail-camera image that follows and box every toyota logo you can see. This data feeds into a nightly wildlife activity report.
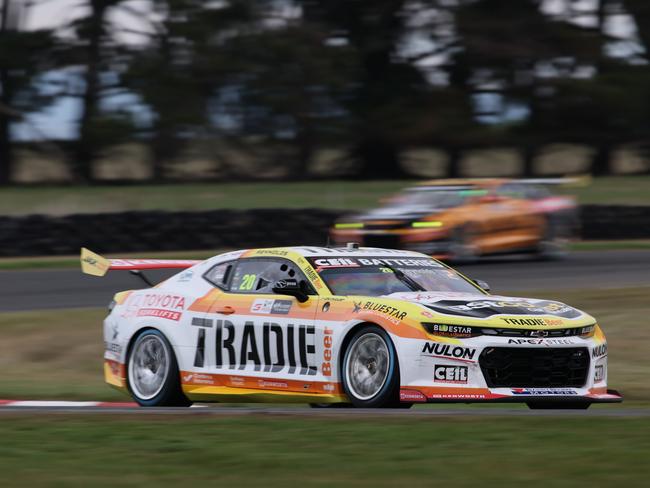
[529,330,549,338]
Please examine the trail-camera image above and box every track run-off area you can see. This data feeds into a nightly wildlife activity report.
[0,402,648,417]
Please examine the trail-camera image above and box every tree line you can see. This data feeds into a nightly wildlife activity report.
[1,0,649,183]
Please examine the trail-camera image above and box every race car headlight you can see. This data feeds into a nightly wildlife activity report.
[108,300,116,312]
[412,221,443,228]
[422,322,598,338]
[578,325,596,338]
[334,223,364,230]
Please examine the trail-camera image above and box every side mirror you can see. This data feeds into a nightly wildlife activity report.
[272,279,310,303]
[473,279,491,292]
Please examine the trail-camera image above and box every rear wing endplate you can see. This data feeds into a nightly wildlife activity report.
[80,248,200,277]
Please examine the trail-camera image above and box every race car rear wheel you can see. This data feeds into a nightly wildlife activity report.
[341,325,402,408]
[127,329,191,407]
[526,402,590,410]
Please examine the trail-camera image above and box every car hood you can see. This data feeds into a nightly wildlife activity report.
[384,291,593,324]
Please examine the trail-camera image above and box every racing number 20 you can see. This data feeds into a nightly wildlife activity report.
[239,274,257,290]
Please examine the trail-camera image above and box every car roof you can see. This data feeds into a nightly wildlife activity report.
[210,246,430,264]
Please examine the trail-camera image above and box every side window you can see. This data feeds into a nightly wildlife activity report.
[230,258,311,295]
[203,261,234,290]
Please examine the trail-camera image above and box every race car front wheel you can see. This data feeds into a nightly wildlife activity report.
[127,329,192,407]
[341,325,405,408]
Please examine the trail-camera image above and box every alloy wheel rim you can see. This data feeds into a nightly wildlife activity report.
[128,334,169,400]
[345,333,390,400]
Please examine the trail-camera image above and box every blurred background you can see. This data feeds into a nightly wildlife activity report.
[2,0,650,184]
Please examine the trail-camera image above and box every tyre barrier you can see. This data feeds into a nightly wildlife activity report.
[0,209,346,257]
[580,205,650,240]
[0,206,647,257]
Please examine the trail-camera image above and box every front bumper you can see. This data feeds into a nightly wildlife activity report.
[397,335,622,404]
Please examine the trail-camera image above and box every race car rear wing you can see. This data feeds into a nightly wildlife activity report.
[80,247,200,277]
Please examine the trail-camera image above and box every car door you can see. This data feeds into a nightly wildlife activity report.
[202,257,322,393]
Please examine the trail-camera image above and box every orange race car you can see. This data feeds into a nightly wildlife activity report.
[330,179,579,261]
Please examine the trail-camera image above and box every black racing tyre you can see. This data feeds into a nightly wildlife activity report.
[526,402,590,410]
[127,329,192,407]
[341,325,404,408]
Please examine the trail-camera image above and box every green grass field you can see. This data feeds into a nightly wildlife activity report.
[1,175,649,216]
[0,415,648,487]
[0,287,647,403]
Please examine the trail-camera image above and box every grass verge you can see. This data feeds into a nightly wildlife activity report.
[0,416,648,486]
[0,287,648,402]
[0,175,649,216]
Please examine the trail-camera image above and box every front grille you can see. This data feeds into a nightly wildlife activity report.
[363,234,401,249]
[479,347,589,388]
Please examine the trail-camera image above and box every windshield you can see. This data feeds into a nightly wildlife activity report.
[384,188,478,209]
[310,256,482,296]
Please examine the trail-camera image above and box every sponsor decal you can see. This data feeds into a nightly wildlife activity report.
[501,317,563,327]
[421,342,476,361]
[400,389,428,402]
[183,373,215,385]
[229,376,246,386]
[310,256,443,269]
[322,383,336,392]
[251,299,274,314]
[429,393,487,400]
[511,388,578,396]
[136,308,182,321]
[352,301,362,313]
[110,324,119,340]
[594,364,605,383]
[249,299,292,315]
[258,379,289,389]
[426,299,580,319]
[322,327,333,377]
[507,338,576,345]
[361,301,407,322]
[191,318,318,376]
[121,293,186,319]
[271,300,292,315]
[434,365,468,384]
[105,342,123,354]
[303,266,323,289]
[426,323,473,338]
[592,343,608,358]
[313,258,360,268]
[255,249,289,257]
[421,310,435,319]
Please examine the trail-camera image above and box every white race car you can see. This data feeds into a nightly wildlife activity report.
[81,245,622,409]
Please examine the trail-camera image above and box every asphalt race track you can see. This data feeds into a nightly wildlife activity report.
[0,405,647,417]
[1,249,649,312]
